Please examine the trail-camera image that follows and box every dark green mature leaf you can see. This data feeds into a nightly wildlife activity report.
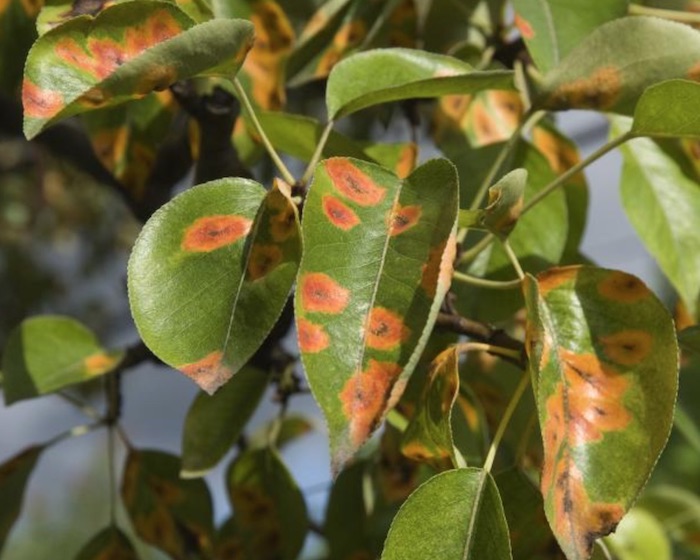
[226,448,307,560]
[121,449,214,560]
[181,366,268,478]
[128,179,301,394]
[295,157,458,470]
[632,79,700,138]
[0,0,38,95]
[512,0,628,74]
[604,508,672,560]
[0,446,43,556]
[536,16,700,114]
[611,117,700,318]
[381,468,512,559]
[638,485,700,554]
[523,266,678,560]
[482,168,527,238]
[22,2,254,139]
[326,48,514,120]
[75,526,139,560]
[2,316,123,405]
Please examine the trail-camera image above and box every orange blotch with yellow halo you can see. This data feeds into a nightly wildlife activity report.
[299,272,350,314]
[23,79,64,119]
[178,351,233,394]
[388,203,421,236]
[597,271,649,303]
[247,244,283,280]
[325,159,386,206]
[297,318,330,353]
[366,307,409,350]
[322,195,361,231]
[181,215,252,253]
[599,330,653,366]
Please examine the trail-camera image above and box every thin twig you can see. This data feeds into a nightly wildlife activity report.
[501,238,525,280]
[629,3,700,24]
[301,120,334,187]
[452,270,522,290]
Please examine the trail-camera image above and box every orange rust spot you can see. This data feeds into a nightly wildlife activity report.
[533,127,582,177]
[421,235,457,298]
[247,244,283,280]
[340,360,402,447]
[181,215,252,253]
[136,65,179,94]
[86,37,126,79]
[597,271,649,302]
[322,195,360,231]
[688,61,700,82]
[366,307,409,350]
[549,66,622,110]
[325,159,386,206]
[299,272,350,314]
[134,508,180,558]
[178,351,233,394]
[22,79,64,119]
[537,266,580,295]
[297,318,330,353]
[388,203,421,236]
[600,330,653,366]
[269,186,298,242]
[395,143,417,178]
[514,13,535,40]
[84,353,119,375]
[471,99,504,144]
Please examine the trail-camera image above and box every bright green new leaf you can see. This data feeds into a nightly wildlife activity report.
[121,449,214,558]
[612,116,700,318]
[181,366,269,478]
[482,168,527,238]
[128,178,301,394]
[226,447,307,560]
[75,527,139,560]
[536,16,700,114]
[604,508,672,560]
[523,266,678,560]
[631,80,700,138]
[296,157,458,471]
[381,468,512,560]
[2,316,124,405]
[0,446,43,556]
[511,0,628,74]
[459,209,484,229]
[326,48,514,120]
[23,2,254,139]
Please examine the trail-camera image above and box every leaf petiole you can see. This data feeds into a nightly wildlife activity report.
[452,270,522,289]
[301,120,335,187]
[628,3,700,24]
[501,238,525,280]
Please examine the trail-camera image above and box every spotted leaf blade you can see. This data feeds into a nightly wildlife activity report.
[75,527,139,560]
[535,16,700,115]
[22,2,253,139]
[523,266,679,560]
[296,157,458,471]
[482,168,527,238]
[2,316,124,405]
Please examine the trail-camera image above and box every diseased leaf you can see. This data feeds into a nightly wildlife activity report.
[632,79,700,138]
[128,178,301,394]
[523,266,679,560]
[536,16,700,114]
[380,468,512,560]
[75,526,139,560]
[181,365,269,478]
[512,0,628,74]
[23,2,254,138]
[482,168,527,238]
[296,157,459,471]
[2,316,124,405]
[121,449,214,560]
[226,447,307,560]
[0,446,43,556]
[326,48,514,120]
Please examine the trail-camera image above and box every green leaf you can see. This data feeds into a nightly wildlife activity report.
[679,326,700,355]
[380,468,512,560]
[226,447,307,560]
[249,414,315,450]
[637,485,700,554]
[512,0,628,74]
[631,79,700,138]
[2,316,124,405]
[326,48,514,120]
[22,2,254,139]
[295,157,459,470]
[482,168,527,238]
[0,446,43,556]
[523,266,679,560]
[128,178,301,394]
[181,365,269,478]
[121,449,214,559]
[604,507,672,560]
[612,116,700,317]
[75,526,139,560]
[536,16,700,114]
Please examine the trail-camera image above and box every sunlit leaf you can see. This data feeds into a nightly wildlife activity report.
[128,178,301,394]
[121,449,214,559]
[380,468,512,559]
[482,168,527,238]
[226,447,307,560]
[326,48,514,120]
[2,315,124,405]
[181,365,269,478]
[604,507,672,560]
[75,526,139,560]
[523,266,679,560]
[295,157,459,470]
[23,2,254,138]
[631,79,700,138]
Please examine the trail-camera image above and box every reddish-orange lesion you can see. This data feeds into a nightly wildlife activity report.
[395,143,417,178]
[297,318,330,353]
[365,307,410,350]
[548,66,623,110]
[538,266,580,295]
[298,272,350,314]
[178,351,233,394]
[420,235,456,298]
[514,13,535,40]
[388,203,421,236]
[325,159,387,207]
[597,270,649,302]
[181,215,253,253]
[83,352,120,375]
[599,330,653,366]
[247,244,283,280]
[322,195,361,231]
[22,79,64,119]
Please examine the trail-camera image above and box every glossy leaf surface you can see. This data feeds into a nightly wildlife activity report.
[128,179,301,394]
[536,17,700,114]
[326,48,514,120]
[296,157,459,470]
[121,449,214,559]
[226,448,307,560]
[75,527,139,560]
[23,2,254,138]
[2,316,123,405]
[631,79,700,138]
[381,468,512,560]
[523,266,679,560]
[181,365,268,478]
